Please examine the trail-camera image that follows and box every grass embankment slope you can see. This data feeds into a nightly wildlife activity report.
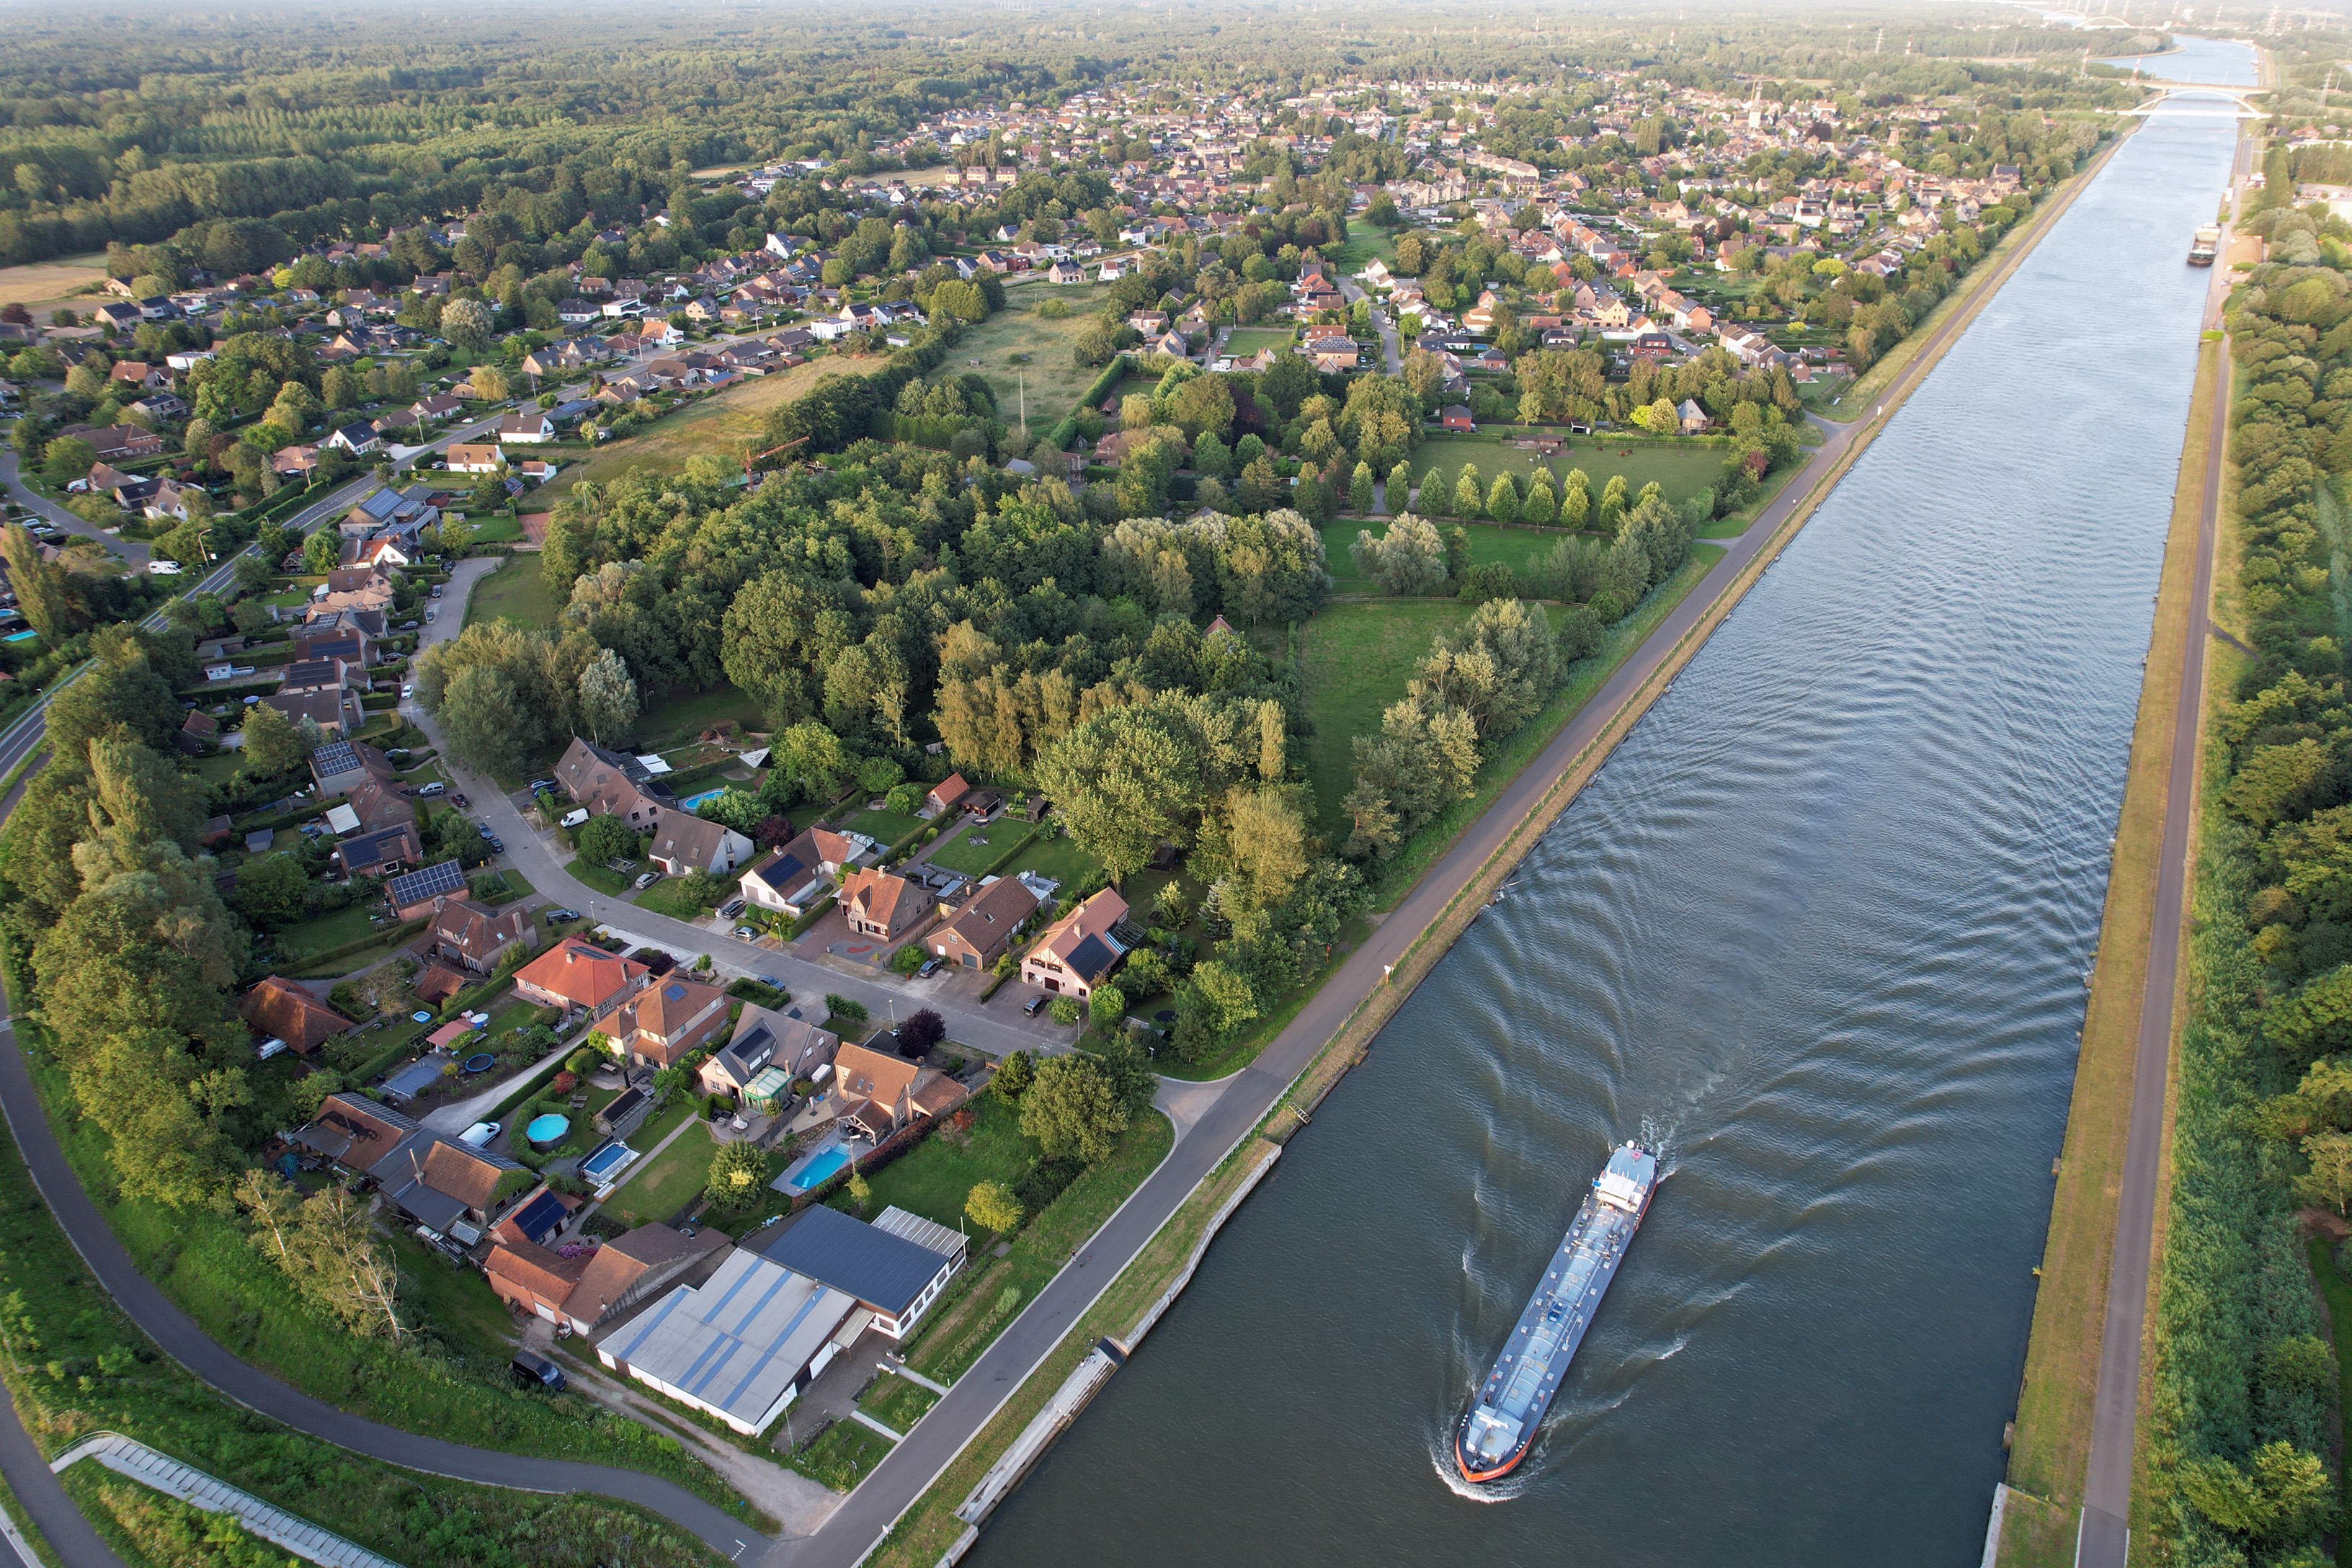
[1995,335,2222,1564]
[562,354,888,491]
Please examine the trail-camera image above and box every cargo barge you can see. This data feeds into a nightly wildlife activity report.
[2189,225,2219,266]
[1455,1142,1660,1484]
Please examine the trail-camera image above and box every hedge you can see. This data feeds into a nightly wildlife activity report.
[786,894,837,941]
[360,692,398,710]
[1041,352,1131,453]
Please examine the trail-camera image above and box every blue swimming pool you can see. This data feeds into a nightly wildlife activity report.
[788,1145,851,1192]
[582,1142,636,1181]
[679,788,727,811]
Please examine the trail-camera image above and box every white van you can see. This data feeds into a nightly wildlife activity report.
[560,808,589,828]
[146,560,182,575]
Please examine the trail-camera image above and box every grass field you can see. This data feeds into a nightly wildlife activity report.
[844,1090,1035,1232]
[0,254,107,311]
[1298,600,1477,834]
[1409,437,1724,507]
[466,558,560,628]
[272,904,393,959]
[1319,518,1580,591]
[999,829,1105,893]
[1221,327,1295,354]
[1995,339,2219,1564]
[784,1419,892,1491]
[926,821,1037,876]
[855,1371,940,1435]
[634,876,719,921]
[561,355,888,491]
[605,1121,718,1226]
[1328,228,1399,272]
[930,285,1115,430]
[639,684,765,749]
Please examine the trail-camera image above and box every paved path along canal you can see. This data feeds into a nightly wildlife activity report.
[963,119,2241,1567]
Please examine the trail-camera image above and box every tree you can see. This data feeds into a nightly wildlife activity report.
[858,755,905,796]
[1350,515,1446,596]
[846,1167,873,1215]
[576,812,639,865]
[2179,1440,2333,1544]
[238,701,311,776]
[234,852,310,930]
[966,1181,1024,1234]
[994,1050,1035,1098]
[41,435,94,487]
[1386,460,1413,515]
[436,664,530,777]
[1185,959,1261,1039]
[1635,398,1680,435]
[1485,473,1520,523]
[470,365,510,403]
[2299,1130,2352,1215]
[286,1187,406,1340]
[899,1007,946,1056]
[1453,464,1483,517]
[576,647,639,747]
[1035,702,1206,881]
[705,1140,770,1211]
[302,527,340,574]
[1090,984,1127,1028]
[1350,461,1374,515]
[1019,1052,1129,1163]
[0,522,71,641]
[442,297,496,352]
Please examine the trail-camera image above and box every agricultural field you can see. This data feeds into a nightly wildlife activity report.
[561,352,888,491]
[1298,599,1476,834]
[1319,517,1580,591]
[0,252,108,311]
[1407,436,1725,506]
[932,283,1115,429]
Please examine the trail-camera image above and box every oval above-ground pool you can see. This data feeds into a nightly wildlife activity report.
[525,1113,569,1146]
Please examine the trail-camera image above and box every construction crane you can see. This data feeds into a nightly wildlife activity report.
[741,436,807,483]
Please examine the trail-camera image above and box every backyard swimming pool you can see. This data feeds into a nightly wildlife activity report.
[582,1142,637,1182]
[783,1144,851,1193]
[524,1113,570,1146]
[678,788,727,811]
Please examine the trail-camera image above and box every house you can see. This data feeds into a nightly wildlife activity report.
[595,1247,855,1435]
[1047,260,1087,285]
[423,898,535,976]
[1676,398,1711,435]
[554,736,677,827]
[737,828,871,917]
[753,1203,964,1340]
[293,1092,522,1238]
[172,708,218,757]
[512,937,651,1020]
[646,815,756,878]
[922,775,969,819]
[928,876,1039,971]
[337,823,422,877]
[326,421,382,457]
[344,777,414,833]
[445,443,503,475]
[821,1041,945,1140]
[1020,888,1131,1000]
[239,976,352,1056]
[1304,336,1360,372]
[597,976,734,1068]
[383,859,470,921]
[1440,404,1476,432]
[559,1224,731,1333]
[496,412,555,445]
[58,424,163,461]
[259,687,363,739]
[290,1092,417,1177]
[837,866,932,945]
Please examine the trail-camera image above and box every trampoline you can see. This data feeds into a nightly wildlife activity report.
[462,1052,496,1074]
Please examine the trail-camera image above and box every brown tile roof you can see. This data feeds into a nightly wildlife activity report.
[514,937,648,1010]
[936,876,1038,954]
[838,867,929,937]
[416,1140,507,1211]
[831,1042,922,1123]
[485,1239,587,1304]
[566,1224,729,1324]
[597,976,729,1059]
[430,898,530,967]
[1031,888,1129,968]
[239,976,352,1056]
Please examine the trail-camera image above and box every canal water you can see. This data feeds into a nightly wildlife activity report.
[2096,32,2260,84]
[969,111,2242,1568]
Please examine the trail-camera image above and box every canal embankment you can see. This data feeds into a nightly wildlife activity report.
[1995,329,2229,1567]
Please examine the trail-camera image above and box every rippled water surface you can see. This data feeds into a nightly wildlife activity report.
[971,115,2237,1567]
[2097,32,2260,84]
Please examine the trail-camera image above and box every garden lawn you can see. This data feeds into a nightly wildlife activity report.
[636,685,765,750]
[1221,327,1295,354]
[999,831,1104,893]
[1409,436,1724,506]
[783,1420,891,1492]
[839,1090,1037,1232]
[845,808,922,845]
[467,513,525,544]
[464,558,558,628]
[567,858,636,896]
[902,1110,1172,1384]
[635,876,718,921]
[560,355,887,492]
[604,1122,717,1226]
[925,823,1037,877]
[271,904,396,961]
[1298,600,1477,834]
[927,285,1114,430]
[855,1373,940,1435]
[1319,518,1582,590]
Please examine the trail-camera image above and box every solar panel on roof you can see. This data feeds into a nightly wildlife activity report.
[1066,932,1115,981]
[387,860,465,904]
[664,982,687,1000]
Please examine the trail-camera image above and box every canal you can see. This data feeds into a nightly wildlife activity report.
[966,109,2243,1567]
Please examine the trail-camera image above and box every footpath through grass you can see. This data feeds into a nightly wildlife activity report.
[19,1046,762,1528]
[1997,337,2219,1562]
[0,1091,728,1568]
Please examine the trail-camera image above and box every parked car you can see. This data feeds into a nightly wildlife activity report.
[429,585,442,598]
[509,1350,566,1392]
[399,683,413,698]
[732,925,758,939]
[559,808,589,828]
[460,1121,501,1148]
[548,908,580,922]
[485,836,503,853]
[452,793,469,808]
[633,871,658,890]
[755,975,780,989]
[1023,995,1048,1017]
[478,824,495,839]
[416,782,445,797]
[718,897,747,918]
[528,778,557,793]
[917,958,942,979]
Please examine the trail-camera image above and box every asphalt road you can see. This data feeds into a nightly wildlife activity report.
[0,1373,123,1568]
[772,122,2130,1568]
[2072,127,2246,1568]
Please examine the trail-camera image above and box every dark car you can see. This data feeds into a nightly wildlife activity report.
[509,1350,566,1392]
[548,908,580,922]
[478,824,496,839]
[917,958,942,979]
[1023,995,1048,1017]
[485,836,504,853]
[452,793,469,808]
[528,778,557,793]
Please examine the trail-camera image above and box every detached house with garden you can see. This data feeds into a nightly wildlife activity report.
[513,937,650,1022]
[1020,888,1131,1001]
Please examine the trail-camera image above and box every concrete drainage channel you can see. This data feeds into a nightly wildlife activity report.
[48,1433,401,1568]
